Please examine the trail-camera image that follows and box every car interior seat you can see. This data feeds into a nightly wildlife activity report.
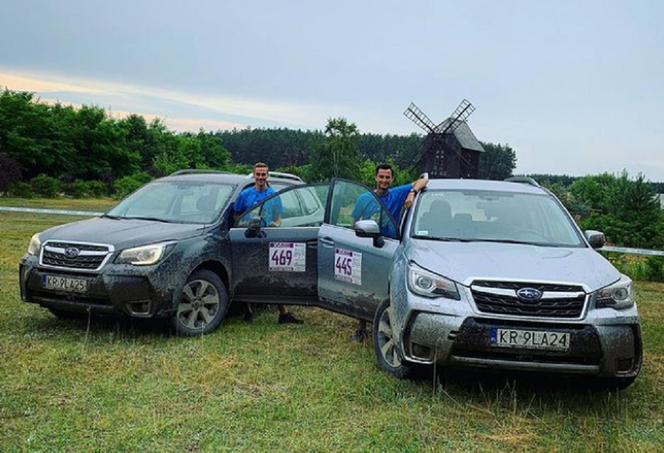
[418,200,452,235]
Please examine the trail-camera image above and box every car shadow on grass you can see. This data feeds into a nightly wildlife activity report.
[23,300,259,340]
[406,366,643,416]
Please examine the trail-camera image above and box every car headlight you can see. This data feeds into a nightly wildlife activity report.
[28,234,42,256]
[596,275,634,309]
[116,242,173,266]
[407,262,460,300]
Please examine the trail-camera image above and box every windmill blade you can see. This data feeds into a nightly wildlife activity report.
[435,99,475,134]
[404,102,436,133]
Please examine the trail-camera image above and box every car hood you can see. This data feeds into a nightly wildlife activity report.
[407,240,620,293]
[40,218,207,250]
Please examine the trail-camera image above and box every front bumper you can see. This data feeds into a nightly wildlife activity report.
[394,291,642,379]
[19,253,186,318]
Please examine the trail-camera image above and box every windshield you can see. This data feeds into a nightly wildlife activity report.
[106,181,235,224]
[411,189,584,247]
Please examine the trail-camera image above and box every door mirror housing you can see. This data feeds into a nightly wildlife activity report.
[355,219,385,248]
[245,216,263,238]
[355,220,381,238]
[585,230,606,249]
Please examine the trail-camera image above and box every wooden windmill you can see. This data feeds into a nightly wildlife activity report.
[404,99,484,179]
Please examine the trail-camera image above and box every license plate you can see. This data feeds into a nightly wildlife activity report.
[42,275,89,293]
[490,328,570,351]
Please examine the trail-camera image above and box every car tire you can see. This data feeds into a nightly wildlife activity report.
[373,298,413,379]
[172,269,229,336]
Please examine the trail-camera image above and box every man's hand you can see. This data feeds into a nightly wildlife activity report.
[404,191,415,209]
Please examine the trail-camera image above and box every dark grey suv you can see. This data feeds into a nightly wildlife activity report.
[18,170,318,335]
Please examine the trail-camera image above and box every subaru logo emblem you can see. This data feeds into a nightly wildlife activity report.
[517,288,542,301]
[64,247,80,258]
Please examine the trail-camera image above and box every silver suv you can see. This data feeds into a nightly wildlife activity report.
[223,177,641,388]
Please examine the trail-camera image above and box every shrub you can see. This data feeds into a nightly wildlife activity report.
[643,256,664,282]
[87,180,108,197]
[8,182,34,198]
[30,174,61,198]
[66,180,89,198]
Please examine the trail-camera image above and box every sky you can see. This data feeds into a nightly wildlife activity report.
[1,0,663,180]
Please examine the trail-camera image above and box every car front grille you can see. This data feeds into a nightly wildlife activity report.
[40,241,113,272]
[470,280,586,319]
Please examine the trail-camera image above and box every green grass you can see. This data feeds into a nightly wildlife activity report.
[1,203,664,452]
[0,196,118,212]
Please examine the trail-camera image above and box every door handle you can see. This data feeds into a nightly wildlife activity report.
[320,237,335,248]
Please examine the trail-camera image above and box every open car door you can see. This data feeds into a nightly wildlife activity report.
[229,184,329,305]
[316,179,400,321]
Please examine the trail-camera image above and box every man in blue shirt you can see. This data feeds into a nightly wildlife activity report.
[233,163,302,324]
[350,162,428,341]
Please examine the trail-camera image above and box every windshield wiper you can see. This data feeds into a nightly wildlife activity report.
[101,214,124,220]
[411,235,473,242]
[125,216,174,223]
[467,238,541,246]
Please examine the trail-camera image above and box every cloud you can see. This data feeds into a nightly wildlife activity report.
[0,72,102,94]
[0,68,328,129]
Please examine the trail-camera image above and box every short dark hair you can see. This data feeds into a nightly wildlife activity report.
[375,162,393,176]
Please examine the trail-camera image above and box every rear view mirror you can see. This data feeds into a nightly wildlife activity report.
[585,230,606,249]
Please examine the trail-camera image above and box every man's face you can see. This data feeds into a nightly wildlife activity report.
[375,168,394,190]
[254,166,268,188]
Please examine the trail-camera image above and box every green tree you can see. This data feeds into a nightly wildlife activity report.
[477,142,517,180]
[309,118,361,182]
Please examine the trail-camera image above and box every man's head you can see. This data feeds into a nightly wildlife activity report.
[253,162,269,190]
[374,163,394,191]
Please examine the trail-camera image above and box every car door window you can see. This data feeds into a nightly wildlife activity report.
[299,187,322,215]
[236,185,329,228]
[328,180,398,239]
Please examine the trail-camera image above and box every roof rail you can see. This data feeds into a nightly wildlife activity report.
[246,172,303,182]
[170,169,233,176]
[504,176,540,187]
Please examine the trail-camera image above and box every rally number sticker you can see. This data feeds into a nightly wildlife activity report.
[269,242,306,272]
[334,248,362,285]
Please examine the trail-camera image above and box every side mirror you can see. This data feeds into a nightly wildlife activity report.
[355,220,381,238]
[355,220,385,248]
[585,230,605,249]
[245,216,263,238]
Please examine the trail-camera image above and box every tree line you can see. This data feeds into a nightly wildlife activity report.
[0,89,520,197]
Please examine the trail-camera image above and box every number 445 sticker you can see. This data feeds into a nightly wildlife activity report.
[334,248,362,285]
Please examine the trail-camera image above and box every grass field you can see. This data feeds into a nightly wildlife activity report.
[1,199,663,452]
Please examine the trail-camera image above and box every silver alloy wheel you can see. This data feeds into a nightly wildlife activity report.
[176,279,220,330]
[376,305,402,368]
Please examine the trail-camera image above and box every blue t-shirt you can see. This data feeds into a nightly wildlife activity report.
[351,183,412,238]
[234,186,282,224]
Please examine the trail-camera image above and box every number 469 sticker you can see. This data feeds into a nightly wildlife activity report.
[269,242,306,272]
[334,248,362,285]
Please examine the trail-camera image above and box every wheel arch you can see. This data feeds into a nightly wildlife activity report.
[192,260,231,297]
